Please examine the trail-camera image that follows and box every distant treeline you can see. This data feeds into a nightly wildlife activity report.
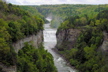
[35,4,108,28]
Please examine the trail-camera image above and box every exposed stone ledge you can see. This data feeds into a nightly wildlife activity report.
[1,31,43,72]
[12,31,43,53]
[100,31,108,51]
[56,29,80,50]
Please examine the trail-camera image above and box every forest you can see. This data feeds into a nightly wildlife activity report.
[56,5,108,72]
[17,43,57,72]
[32,4,108,72]
[1,0,108,72]
[0,0,57,72]
[35,4,108,28]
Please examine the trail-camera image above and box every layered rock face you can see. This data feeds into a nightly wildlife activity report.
[56,29,80,50]
[12,31,43,53]
[56,29,108,51]
[100,31,108,51]
[1,31,43,72]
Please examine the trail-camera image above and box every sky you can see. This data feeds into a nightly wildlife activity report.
[6,0,108,5]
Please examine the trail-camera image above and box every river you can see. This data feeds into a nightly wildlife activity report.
[43,18,76,72]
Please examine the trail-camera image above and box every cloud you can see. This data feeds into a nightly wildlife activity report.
[7,0,108,5]
[6,0,22,4]
[58,0,67,2]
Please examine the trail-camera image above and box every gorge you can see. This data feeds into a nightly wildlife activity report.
[0,1,108,72]
[43,18,77,72]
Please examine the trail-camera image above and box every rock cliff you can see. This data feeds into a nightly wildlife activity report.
[1,31,43,72]
[12,31,43,53]
[56,29,80,50]
[56,29,108,68]
[100,31,108,51]
[56,29,108,52]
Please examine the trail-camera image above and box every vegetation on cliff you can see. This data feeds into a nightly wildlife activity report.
[0,1,57,72]
[17,43,57,72]
[56,8,108,72]
[0,0,43,65]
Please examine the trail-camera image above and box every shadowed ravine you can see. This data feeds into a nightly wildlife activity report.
[43,18,76,72]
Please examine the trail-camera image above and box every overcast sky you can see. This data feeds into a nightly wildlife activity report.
[6,0,108,5]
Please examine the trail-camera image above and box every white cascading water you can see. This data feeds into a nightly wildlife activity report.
[43,17,76,72]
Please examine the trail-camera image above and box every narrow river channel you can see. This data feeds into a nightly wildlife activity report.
[43,18,76,72]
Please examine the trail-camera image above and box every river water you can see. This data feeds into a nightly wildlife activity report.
[43,18,76,72]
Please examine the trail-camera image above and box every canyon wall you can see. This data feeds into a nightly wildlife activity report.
[100,31,108,51]
[1,31,43,72]
[56,29,108,52]
[56,29,80,50]
[12,31,43,53]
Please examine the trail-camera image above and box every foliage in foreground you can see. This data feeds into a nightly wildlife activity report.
[17,43,57,72]
[0,0,43,67]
